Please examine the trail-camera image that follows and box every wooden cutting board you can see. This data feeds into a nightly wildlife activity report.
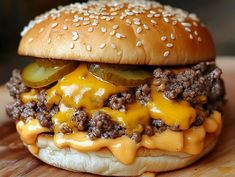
[0,57,235,177]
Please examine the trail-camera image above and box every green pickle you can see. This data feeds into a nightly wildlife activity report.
[88,64,153,87]
[22,60,78,88]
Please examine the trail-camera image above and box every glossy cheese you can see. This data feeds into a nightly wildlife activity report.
[95,103,149,133]
[148,88,196,129]
[46,64,126,109]
[16,111,222,164]
[21,89,38,104]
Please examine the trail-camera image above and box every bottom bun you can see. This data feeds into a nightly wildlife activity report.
[31,134,217,176]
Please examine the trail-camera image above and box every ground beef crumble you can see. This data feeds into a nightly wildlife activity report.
[71,109,88,131]
[6,69,30,99]
[88,111,125,140]
[106,90,134,112]
[153,62,225,110]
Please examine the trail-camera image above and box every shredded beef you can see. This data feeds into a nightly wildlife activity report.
[135,84,151,105]
[153,62,225,110]
[71,109,88,131]
[88,111,125,140]
[6,69,29,99]
[106,91,134,112]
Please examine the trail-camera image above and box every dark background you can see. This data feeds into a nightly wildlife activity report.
[0,0,234,84]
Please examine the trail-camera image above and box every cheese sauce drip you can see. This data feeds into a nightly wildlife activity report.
[17,111,222,164]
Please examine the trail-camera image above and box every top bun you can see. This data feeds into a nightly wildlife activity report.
[18,0,215,66]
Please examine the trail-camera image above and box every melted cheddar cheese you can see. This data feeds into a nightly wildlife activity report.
[19,64,223,164]
[46,64,126,109]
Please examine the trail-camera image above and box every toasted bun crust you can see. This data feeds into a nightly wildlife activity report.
[30,134,217,176]
[18,0,215,66]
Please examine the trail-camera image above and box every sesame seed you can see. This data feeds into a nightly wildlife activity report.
[150,10,156,14]
[75,23,80,27]
[163,17,169,23]
[163,51,170,57]
[99,43,106,49]
[181,22,191,27]
[111,12,118,16]
[111,43,116,49]
[198,37,202,42]
[73,18,79,23]
[193,22,198,27]
[63,25,68,30]
[51,22,58,28]
[72,34,79,41]
[28,38,33,43]
[83,21,90,25]
[39,28,44,33]
[70,42,75,49]
[120,16,125,20]
[189,34,194,39]
[154,13,161,18]
[147,14,153,18]
[86,45,92,51]
[161,36,167,41]
[88,27,94,32]
[166,43,173,48]
[92,22,98,26]
[137,27,143,34]
[110,30,116,36]
[126,19,132,25]
[151,19,157,25]
[115,33,121,38]
[112,24,119,30]
[134,21,141,25]
[172,21,178,25]
[194,31,198,36]
[136,40,142,47]
[101,27,107,33]
[84,17,89,21]
[47,38,51,44]
[170,33,175,40]
[72,31,78,36]
[185,27,191,32]
[143,24,149,30]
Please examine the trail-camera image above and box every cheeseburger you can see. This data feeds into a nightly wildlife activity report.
[6,0,225,176]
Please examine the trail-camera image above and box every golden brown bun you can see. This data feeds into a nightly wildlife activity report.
[31,134,217,176]
[18,0,215,66]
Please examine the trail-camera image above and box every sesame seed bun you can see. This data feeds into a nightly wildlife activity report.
[33,134,217,176]
[18,0,215,65]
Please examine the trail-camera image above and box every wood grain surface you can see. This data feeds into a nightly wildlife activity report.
[0,57,235,177]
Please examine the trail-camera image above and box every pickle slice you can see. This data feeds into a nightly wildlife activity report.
[88,64,153,87]
[22,61,78,88]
